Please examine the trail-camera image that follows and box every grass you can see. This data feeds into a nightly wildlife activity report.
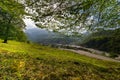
[0,40,120,80]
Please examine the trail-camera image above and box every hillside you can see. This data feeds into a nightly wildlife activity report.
[25,28,80,45]
[0,40,120,80]
[81,28,120,55]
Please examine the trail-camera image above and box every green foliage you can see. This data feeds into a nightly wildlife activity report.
[81,28,120,54]
[0,0,25,16]
[0,24,27,42]
[0,0,27,43]
[25,0,120,34]
[0,40,120,80]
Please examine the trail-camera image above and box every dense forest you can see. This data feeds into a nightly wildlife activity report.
[81,28,120,54]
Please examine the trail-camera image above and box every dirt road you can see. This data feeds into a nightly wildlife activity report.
[64,49,120,62]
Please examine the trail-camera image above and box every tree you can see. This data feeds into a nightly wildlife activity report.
[24,0,120,35]
[0,0,26,43]
[81,28,120,54]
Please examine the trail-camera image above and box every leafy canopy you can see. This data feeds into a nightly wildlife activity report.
[24,0,120,35]
[0,0,27,42]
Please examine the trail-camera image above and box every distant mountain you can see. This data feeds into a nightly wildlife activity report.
[25,28,80,45]
[25,28,54,42]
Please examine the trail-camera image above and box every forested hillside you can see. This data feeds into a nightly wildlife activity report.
[25,28,80,45]
[81,28,120,54]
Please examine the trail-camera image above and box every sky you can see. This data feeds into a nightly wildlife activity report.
[23,18,37,29]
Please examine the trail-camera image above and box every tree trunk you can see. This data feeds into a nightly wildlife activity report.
[3,38,8,43]
[3,18,12,43]
[3,25,10,43]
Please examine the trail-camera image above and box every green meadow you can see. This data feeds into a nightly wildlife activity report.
[0,40,120,80]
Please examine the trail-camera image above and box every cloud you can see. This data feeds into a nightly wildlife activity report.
[23,18,37,29]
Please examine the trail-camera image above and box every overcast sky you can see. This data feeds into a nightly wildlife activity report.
[23,18,37,29]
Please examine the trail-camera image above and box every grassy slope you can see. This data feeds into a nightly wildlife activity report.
[0,40,120,80]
